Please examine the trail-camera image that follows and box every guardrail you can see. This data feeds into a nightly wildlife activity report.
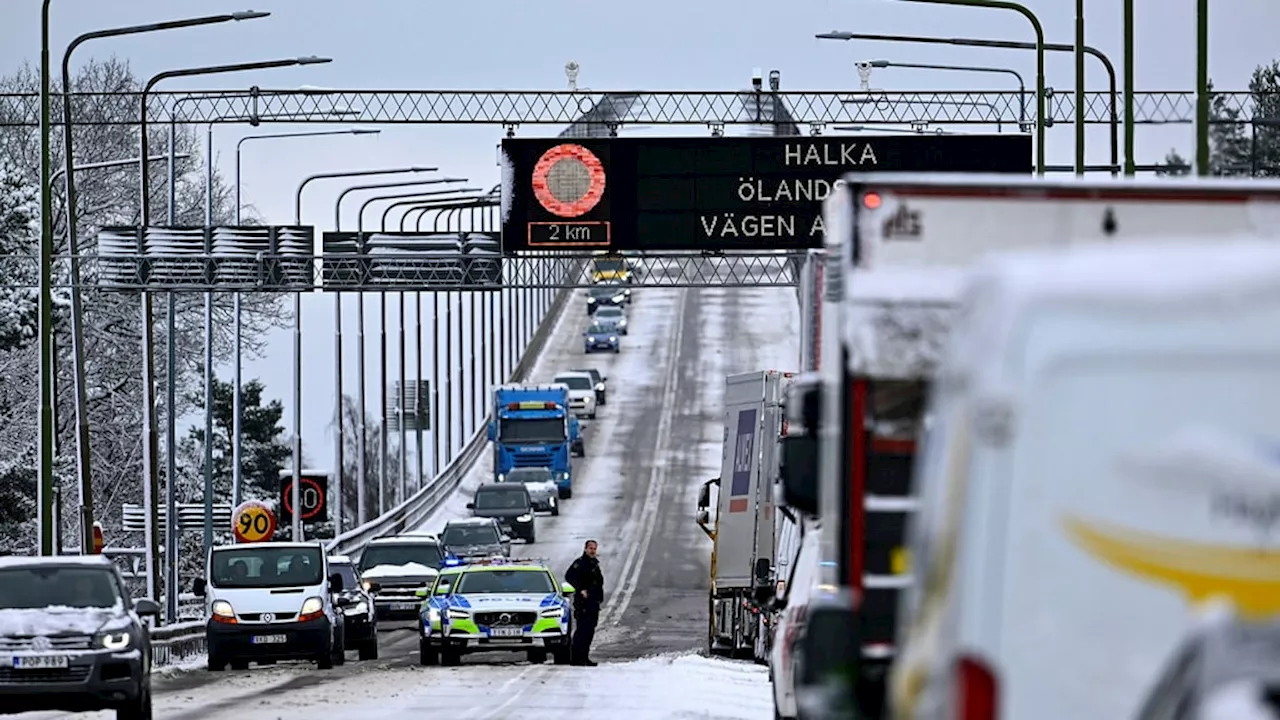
[146,275,580,666]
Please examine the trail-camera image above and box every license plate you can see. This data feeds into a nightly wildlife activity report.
[14,655,69,669]
[250,634,287,645]
[489,627,523,638]
[392,603,416,611]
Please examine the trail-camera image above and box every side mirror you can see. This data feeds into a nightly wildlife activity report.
[466,502,475,510]
[487,422,496,441]
[780,435,820,515]
[561,582,575,596]
[434,584,450,596]
[334,596,352,608]
[754,558,772,585]
[415,588,429,598]
[132,598,161,617]
[191,578,207,597]
[794,590,863,720]
[328,573,344,593]
[696,480,714,510]
[695,509,709,525]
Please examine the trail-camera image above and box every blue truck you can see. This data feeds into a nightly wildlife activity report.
[487,383,582,498]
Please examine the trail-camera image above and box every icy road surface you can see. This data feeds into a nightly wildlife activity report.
[30,274,798,719]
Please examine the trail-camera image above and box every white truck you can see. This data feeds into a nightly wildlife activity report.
[696,370,795,661]
[775,172,1280,719]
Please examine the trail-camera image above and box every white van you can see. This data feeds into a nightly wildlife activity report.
[890,240,1280,720]
[193,541,351,671]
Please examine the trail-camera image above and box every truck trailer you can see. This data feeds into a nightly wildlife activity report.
[696,370,795,661]
[786,173,1280,719]
[487,384,582,498]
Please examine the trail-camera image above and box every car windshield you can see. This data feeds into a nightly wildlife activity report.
[556,376,593,390]
[0,566,122,610]
[455,569,555,594]
[443,525,501,547]
[475,488,531,511]
[212,546,324,589]
[505,468,552,483]
[571,369,601,383]
[596,308,623,318]
[587,323,614,335]
[331,563,358,589]
[358,543,443,572]
[589,285,622,298]
[498,417,565,442]
[594,259,624,271]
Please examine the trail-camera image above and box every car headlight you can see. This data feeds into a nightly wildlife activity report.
[347,601,369,615]
[300,596,324,616]
[361,579,374,592]
[428,608,441,622]
[609,336,617,342]
[447,608,470,620]
[612,295,625,303]
[96,631,132,650]
[587,297,597,304]
[516,514,532,522]
[540,607,564,618]
[595,382,604,391]
[211,600,235,619]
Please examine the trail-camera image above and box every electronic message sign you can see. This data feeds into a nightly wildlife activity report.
[500,134,1031,254]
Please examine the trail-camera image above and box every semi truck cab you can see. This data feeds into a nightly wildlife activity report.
[488,384,580,498]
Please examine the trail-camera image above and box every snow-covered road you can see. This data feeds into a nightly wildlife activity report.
[29,279,798,719]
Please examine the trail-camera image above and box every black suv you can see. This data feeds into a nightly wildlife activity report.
[467,483,537,543]
[570,367,607,405]
[328,556,378,660]
[0,556,160,719]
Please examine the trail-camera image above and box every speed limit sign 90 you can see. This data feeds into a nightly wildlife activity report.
[232,501,277,543]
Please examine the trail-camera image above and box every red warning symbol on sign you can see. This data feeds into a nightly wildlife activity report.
[531,143,606,218]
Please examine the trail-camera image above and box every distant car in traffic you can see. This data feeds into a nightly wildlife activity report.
[497,466,562,515]
[570,367,607,405]
[467,483,537,543]
[441,517,511,562]
[0,555,160,718]
[594,305,628,334]
[586,283,630,314]
[582,322,620,354]
[553,371,599,418]
[328,554,379,660]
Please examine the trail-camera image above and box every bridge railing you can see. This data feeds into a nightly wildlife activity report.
[143,271,581,666]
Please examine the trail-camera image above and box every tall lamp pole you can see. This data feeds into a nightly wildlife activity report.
[861,60,1027,126]
[297,167,436,539]
[39,5,269,557]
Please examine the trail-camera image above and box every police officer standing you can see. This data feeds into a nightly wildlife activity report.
[564,539,603,666]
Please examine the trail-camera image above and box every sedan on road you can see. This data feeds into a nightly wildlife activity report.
[583,322,620,354]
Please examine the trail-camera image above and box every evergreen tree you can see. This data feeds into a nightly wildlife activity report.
[177,377,290,505]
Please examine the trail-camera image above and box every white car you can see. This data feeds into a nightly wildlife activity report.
[593,305,628,334]
[552,371,597,419]
[497,467,561,515]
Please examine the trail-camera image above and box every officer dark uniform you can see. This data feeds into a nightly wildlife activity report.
[564,539,603,666]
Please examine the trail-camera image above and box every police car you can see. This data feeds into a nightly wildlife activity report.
[416,559,574,666]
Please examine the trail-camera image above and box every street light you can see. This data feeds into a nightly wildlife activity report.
[816,30,1120,174]
[226,126,379,513]
[139,57,333,600]
[348,181,470,520]
[297,167,437,538]
[861,60,1027,126]
[38,5,271,556]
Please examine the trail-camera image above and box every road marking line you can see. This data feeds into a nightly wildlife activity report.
[600,288,689,628]
[468,665,545,719]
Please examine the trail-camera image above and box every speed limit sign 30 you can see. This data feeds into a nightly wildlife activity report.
[232,501,277,543]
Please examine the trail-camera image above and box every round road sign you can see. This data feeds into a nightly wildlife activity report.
[532,143,606,218]
[283,476,326,521]
[233,501,277,543]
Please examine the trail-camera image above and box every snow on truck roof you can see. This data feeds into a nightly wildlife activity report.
[0,555,114,569]
[949,238,1280,386]
[837,172,1280,197]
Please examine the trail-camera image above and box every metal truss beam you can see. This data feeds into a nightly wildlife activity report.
[0,89,1269,127]
[9,253,801,290]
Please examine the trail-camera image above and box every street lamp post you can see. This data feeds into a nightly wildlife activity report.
[297,169,437,540]
[38,4,269,557]
[353,184,471,515]
[140,57,332,600]
[816,31,1120,174]
[863,60,1027,126]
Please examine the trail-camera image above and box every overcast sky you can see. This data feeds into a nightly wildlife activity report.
[3,0,1278,464]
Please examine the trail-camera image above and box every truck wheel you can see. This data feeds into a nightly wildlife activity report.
[229,659,249,671]
[359,638,379,661]
[316,641,335,670]
[527,649,548,664]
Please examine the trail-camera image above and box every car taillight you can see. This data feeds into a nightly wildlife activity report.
[954,655,997,720]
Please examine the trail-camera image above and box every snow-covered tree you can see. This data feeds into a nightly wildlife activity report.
[0,163,39,549]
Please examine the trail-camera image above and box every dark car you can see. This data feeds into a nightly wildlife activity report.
[570,367,607,405]
[441,518,511,562]
[585,283,630,314]
[329,555,378,660]
[0,556,160,719]
[467,483,537,543]
[358,535,452,621]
